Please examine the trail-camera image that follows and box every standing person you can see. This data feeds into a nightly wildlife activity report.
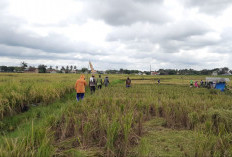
[104,76,110,87]
[97,75,103,89]
[126,77,131,87]
[89,75,96,94]
[158,79,160,84]
[205,81,208,88]
[200,80,204,87]
[195,81,199,88]
[190,80,193,87]
[75,74,87,101]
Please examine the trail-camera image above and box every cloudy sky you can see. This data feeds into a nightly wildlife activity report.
[0,0,232,71]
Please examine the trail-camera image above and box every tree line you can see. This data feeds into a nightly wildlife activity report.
[0,62,89,73]
[157,67,231,75]
[0,62,231,75]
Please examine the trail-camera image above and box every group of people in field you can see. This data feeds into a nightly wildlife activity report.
[75,75,162,102]
[75,74,110,101]
[75,75,135,102]
[190,79,206,88]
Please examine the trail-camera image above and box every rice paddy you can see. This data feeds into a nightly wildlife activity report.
[0,73,232,156]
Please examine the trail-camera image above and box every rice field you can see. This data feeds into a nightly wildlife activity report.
[0,73,80,119]
[0,73,232,156]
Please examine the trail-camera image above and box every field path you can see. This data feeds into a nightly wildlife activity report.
[134,117,198,157]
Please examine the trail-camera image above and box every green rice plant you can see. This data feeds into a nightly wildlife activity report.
[1,74,232,156]
[121,112,133,156]
[0,121,54,157]
[106,117,120,157]
[188,111,199,129]
[137,138,150,157]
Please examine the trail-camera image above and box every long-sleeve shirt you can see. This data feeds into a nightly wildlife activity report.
[75,75,87,93]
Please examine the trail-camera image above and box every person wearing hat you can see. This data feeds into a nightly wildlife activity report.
[89,74,96,94]
[75,74,87,101]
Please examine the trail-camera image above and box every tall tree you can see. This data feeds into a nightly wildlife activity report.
[81,67,88,73]
[65,66,69,73]
[21,61,28,71]
[0,66,8,72]
[38,65,47,73]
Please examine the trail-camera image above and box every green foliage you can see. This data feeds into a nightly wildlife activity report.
[38,64,47,73]
[1,74,232,156]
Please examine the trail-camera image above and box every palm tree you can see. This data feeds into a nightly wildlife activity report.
[21,61,28,71]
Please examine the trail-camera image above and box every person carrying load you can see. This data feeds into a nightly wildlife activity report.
[89,75,96,94]
[75,74,87,101]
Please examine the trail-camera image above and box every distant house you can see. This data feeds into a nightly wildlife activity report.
[70,70,77,74]
[136,72,143,75]
[222,72,232,76]
[51,70,57,73]
[46,69,57,73]
[151,72,160,75]
[212,71,218,76]
[24,67,39,73]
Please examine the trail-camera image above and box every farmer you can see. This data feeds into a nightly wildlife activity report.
[200,80,204,87]
[190,80,193,87]
[194,81,199,88]
[89,75,96,94]
[158,79,160,84]
[75,74,87,101]
[126,77,131,87]
[97,75,103,89]
[104,76,110,87]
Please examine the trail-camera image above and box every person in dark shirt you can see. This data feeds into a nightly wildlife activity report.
[126,77,131,87]
[104,76,110,87]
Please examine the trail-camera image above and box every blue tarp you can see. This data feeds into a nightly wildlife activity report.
[215,82,226,91]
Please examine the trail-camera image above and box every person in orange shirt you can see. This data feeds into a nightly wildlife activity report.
[75,74,87,101]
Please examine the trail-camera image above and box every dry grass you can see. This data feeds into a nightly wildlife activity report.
[1,74,232,156]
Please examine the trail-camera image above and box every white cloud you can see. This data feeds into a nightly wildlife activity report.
[0,0,232,71]
[7,0,83,25]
